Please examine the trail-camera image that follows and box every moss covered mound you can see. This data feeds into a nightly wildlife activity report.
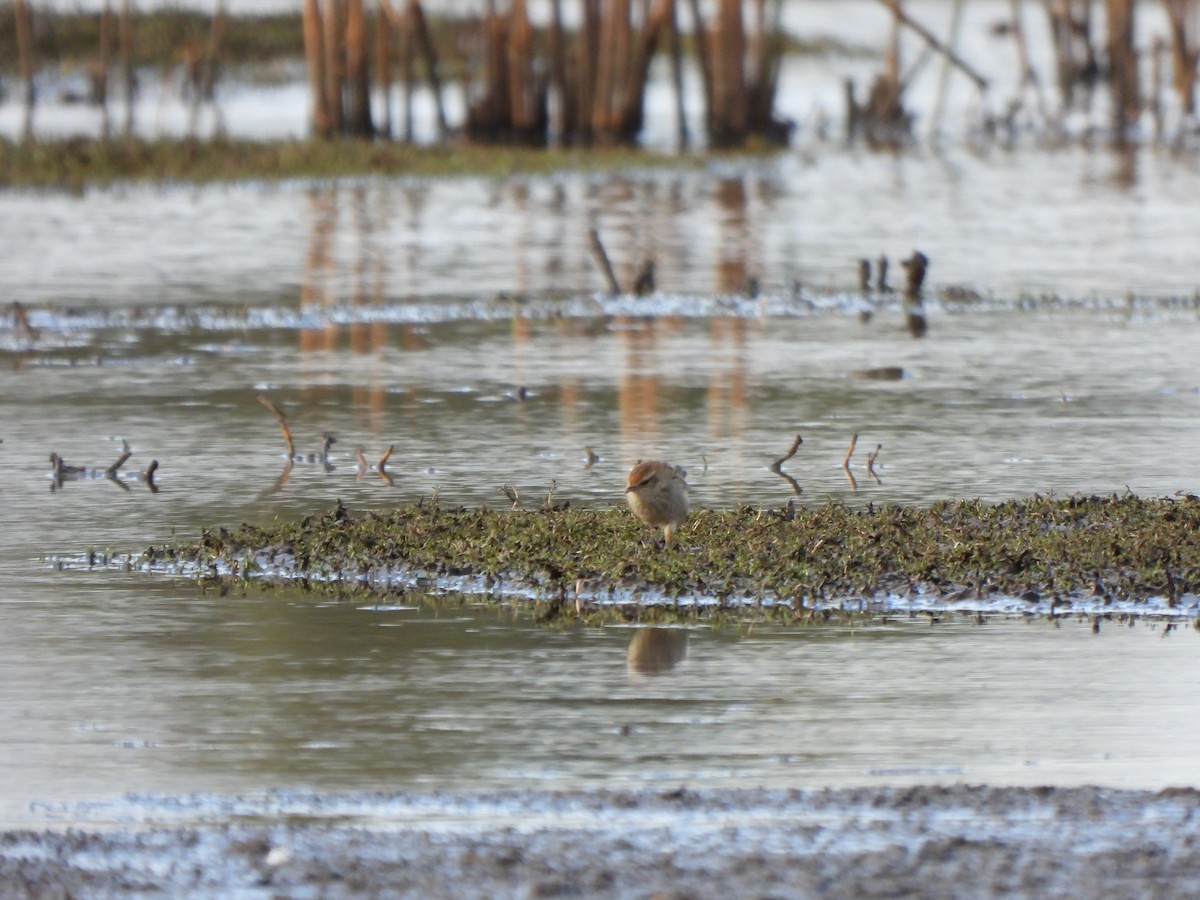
[153,493,1200,620]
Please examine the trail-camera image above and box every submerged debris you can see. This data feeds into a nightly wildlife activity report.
[108,493,1200,624]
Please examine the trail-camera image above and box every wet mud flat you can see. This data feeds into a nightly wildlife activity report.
[5,784,1200,899]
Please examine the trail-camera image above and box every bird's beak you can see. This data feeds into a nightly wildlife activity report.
[623,485,635,494]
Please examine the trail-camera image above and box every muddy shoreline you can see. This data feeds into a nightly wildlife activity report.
[5,785,1199,898]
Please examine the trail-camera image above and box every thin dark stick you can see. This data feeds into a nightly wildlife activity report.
[844,433,859,469]
[588,228,622,296]
[867,443,882,484]
[105,450,131,478]
[770,434,803,472]
[257,395,296,460]
[10,302,39,341]
[876,0,989,90]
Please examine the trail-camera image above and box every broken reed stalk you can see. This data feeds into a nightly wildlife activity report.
[588,228,622,296]
[686,0,715,136]
[876,255,891,292]
[1152,35,1166,140]
[97,0,113,136]
[118,0,135,135]
[666,0,690,148]
[902,250,929,300]
[867,444,882,483]
[13,0,35,139]
[858,259,873,293]
[1164,0,1200,118]
[1008,0,1049,121]
[201,0,227,102]
[321,0,345,134]
[376,0,394,136]
[708,0,752,145]
[344,0,374,136]
[844,434,859,469]
[770,434,803,472]
[302,0,331,136]
[10,302,39,341]
[377,445,394,485]
[105,450,132,478]
[843,434,860,490]
[140,459,159,491]
[877,0,989,91]
[407,0,448,139]
[632,259,656,296]
[929,0,965,138]
[257,395,296,460]
[465,0,546,144]
[1105,0,1139,141]
[398,0,415,141]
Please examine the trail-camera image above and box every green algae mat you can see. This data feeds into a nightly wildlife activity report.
[137,493,1200,624]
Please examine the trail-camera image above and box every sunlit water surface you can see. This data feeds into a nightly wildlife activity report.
[2,145,1200,828]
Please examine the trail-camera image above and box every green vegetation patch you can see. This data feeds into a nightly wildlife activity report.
[150,493,1200,623]
[0,136,690,190]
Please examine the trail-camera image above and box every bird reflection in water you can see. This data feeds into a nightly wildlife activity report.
[626,627,689,675]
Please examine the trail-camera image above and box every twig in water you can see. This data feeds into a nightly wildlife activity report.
[501,483,520,508]
[866,443,882,484]
[355,448,368,479]
[257,395,295,460]
[770,434,803,472]
[902,250,930,300]
[105,450,131,479]
[588,228,622,297]
[48,452,86,489]
[583,446,599,469]
[377,445,395,486]
[632,259,656,296]
[876,255,891,293]
[844,434,859,468]
[10,301,39,341]
[858,259,873,292]
[844,434,859,491]
[140,459,159,493]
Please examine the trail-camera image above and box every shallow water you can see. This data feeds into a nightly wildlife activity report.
[4,587,1200,831]
[4,127,1200,827]
[3,289,1200,827]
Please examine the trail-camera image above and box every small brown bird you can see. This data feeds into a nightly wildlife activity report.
[624,460,689,545]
